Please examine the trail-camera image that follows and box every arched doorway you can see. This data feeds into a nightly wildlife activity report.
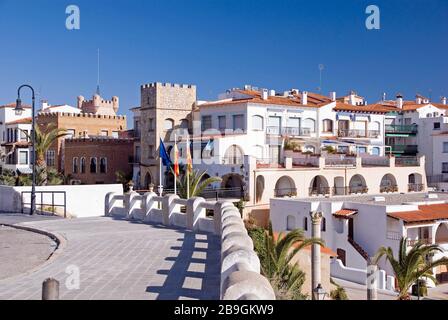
[408,173,423,192]
[222,174,244,199]
[349,174,368,194]
[435,223,448,245]
[144,172,152,190]
[256,175,265,203]
[309,175,330,196]
[380,174,398,193]
[275,176,296,197]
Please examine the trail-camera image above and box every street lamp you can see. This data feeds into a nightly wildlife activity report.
[313,283,328,300]
[15,85,36,216]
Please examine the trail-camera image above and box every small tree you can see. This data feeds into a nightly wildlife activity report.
[373,237,448,300]
[176,169,221,199]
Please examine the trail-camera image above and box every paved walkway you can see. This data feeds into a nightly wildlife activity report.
[0,214,220,300]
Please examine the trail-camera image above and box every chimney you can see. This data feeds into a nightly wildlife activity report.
[349,91,356,105]
[262,89,268,100]
[442,97,447,105]
[416,95,422,104]
[269,89,276,97]
[41,100,49,110]
[329,92,336,102]
[302,91,308,105]
[396,94,403,109]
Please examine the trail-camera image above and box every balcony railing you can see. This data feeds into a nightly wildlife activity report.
[408,238,432,246]
[338,129,380,138]
[309,187,331,196]
[274,188,298,197]
[361,156,390,167]
[380,185,398,193]
[408,183,425,192]
[332,186,368,195]
[222,157,244,165]
[266,126,312,136]
[395,156,420,167]
[325,157,356,167]
[386,145,418,154]
[385,124,418,134]
[256,158,284,168]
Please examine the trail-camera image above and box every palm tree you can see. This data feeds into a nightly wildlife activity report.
[176,169,221,199]
[116,170,133,192]
[256,223,324,300]
[24,124,67,186]
[373,237,448,300]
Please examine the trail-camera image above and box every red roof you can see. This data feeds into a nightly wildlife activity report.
[200,89,333,109]
[388,204,448,223]
[6,117,32,125]
[333,209,358,218]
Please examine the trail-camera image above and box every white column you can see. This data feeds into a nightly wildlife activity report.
[310,211,322,299]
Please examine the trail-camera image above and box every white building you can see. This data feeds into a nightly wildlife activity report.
[270,192,448,286]
[0,103,33,174]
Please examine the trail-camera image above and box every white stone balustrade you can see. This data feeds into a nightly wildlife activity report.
[104,193,275,300]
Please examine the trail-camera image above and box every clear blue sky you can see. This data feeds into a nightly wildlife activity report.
[1,0,447,128]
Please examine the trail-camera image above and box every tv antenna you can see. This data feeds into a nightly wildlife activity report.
[318,64,324,93]
[96,48,101,95]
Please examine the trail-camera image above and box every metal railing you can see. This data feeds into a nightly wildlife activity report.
[338,129,380,138]
[21,191,67,218]
[309,187,331,196]
[274,188,297,197]
[332,186,368,195]
[385,124,418,134]
[266,126,312,136]
[221,157,243,165]
[408,238,432,246]
[380,185,398,193]
[157,187,244,200]
[386,231,402,241]
[408,183,425,192]
[386,145,418,154]
[325,157,356,167]
[361,156,390,167]
[395,156,420,167]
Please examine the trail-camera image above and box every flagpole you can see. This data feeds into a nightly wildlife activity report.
[174,134,177,196]
[159,153,163,197]
[187,136,190,199]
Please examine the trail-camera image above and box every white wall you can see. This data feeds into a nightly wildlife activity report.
[0,184,123,218]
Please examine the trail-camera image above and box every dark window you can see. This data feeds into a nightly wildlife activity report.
[90,158,97,173]
[304,217,308,231]
[80,158,86,174]
[202,116,212,131]
[321,217,326,232]
[73,158,78,174]
[434,122,441,130]
[100,158,107,173]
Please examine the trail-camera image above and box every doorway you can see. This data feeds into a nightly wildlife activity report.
[348,218,354,239]
[337,248,346,266]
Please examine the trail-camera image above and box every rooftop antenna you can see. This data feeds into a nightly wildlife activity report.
[318,64,324,93]
[96,48,101,95]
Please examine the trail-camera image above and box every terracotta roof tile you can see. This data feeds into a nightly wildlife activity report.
[333,209,358,218]
[6,117,32,125]
[388,203,448,223]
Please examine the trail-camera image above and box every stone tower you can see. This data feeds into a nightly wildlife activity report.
[77,94,119,116]
[139,82,196,188]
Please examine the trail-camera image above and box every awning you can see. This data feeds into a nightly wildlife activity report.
[333,209,358,219]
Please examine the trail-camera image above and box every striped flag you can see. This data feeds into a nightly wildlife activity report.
[174,140,180,177]
[186,136,192,174]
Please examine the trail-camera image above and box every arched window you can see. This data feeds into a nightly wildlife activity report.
[321,217,326,232]
[100,158,107,174]
[72,157,78,174]
[224,145,244,165]
[322,119,334,132]
[303,118,316,133]
[90,158,97,173]
[80,157,86,174]
[252,115,264,131]
[164,118,174,131]
[303,217,308,231]
[287,215,296,231]
[372,147,380,156]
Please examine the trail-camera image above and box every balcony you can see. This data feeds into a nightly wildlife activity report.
[309,186,331,196]
[385,124,418,135]
[274,188,297,197]
[222,157,243,165]
[338,129,380,139]
[380,185,398,193]
[395,156,420,167]
[386,145,418,155]
[408,183,425,192]
[266,126,311,137]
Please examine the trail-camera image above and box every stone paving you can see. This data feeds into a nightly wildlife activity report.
[0,214,221,300]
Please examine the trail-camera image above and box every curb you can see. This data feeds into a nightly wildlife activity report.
[0,223,67,283]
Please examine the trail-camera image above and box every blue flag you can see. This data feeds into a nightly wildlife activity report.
[159,138,172,166]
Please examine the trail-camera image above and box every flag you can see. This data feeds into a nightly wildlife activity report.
[204,139,214,151]
[186,137,192,174]
[159,138,172,167]
[174,141,180,177]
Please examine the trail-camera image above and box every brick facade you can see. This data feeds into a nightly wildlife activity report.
[37,112,127,172]
[64,137,133,185]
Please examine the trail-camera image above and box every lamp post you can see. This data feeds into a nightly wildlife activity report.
[313,283,327,300]
[14,85,36,216]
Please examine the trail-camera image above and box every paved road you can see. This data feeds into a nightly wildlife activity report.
[0,214,221,300]
[0,225,57,280]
